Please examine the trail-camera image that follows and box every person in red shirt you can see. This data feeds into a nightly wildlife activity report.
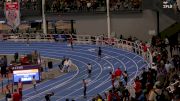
[113,90,121,101]
[115,68,122,82]
[109,72,116,88]
[13,89,21,101]
[107,90,112,101]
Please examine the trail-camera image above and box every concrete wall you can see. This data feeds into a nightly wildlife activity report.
[48,10,174,41]
[1,9,175,41]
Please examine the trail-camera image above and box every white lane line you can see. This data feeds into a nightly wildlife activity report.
[1,46,126,71]
[1,42,146,99]
[55,57,113,101]
[61,67,99,90]
[23,61,79,100]
[114,62,119,65]
[125,61,131,64]
[2,43,129,97]
[23,53,102,101]
[23,57,88,96]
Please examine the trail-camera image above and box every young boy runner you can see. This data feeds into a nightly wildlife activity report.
[87,63,92,77]
[32,75,37,92]
[83,79,87,98]
[98,47,102,59]
[17,79,23,100]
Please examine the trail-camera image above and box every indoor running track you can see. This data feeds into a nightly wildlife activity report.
[0,42,149,101]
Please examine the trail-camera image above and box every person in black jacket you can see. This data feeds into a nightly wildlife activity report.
[45,92,54,101]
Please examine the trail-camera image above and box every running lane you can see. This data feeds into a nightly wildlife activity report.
[0,42,149,101]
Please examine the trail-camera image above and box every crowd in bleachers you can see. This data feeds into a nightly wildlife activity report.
[91,36,180,101]
[0,0,142,14]
[45,0,142,13]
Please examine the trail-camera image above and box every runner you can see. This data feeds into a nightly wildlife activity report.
[17,78,23,100]
[98,47,102,59]
[83,79,87,98]
[32,75,37,92]
[87,63,92,77]
[69,35,73,50]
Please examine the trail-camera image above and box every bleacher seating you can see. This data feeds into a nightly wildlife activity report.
[0,0,142,19]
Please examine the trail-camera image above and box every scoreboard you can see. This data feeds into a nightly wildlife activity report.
[13,65,40,83]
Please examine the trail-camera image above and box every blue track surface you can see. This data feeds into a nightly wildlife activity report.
[0,42,149,101]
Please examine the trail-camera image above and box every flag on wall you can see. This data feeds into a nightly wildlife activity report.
[5,2,20,29]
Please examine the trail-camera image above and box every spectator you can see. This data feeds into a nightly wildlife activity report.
[13,89,21,101]
[123,71,128,85]
[109,71,116,88]
[122,88,130,101]
[115,67,122,82]
[134,76,142,99]
[45,92,54,101]
[107,90,112,101]
[148,81,165,101]
[5,85,12,101]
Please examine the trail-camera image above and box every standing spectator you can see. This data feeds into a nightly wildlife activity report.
[83,79,87,98]
[115,67,122,82]
[17,79,23,100]
[87,1,91,11]
[141,68,147,89]
[122,88,130,101]
[109,71,116,88]
[165,61,172,72]
[134,76,142,99]
[107,90,112,101]
[87,63,92,77]
[32,75,37,92]
[13,89,21,101]
[5,85,12,101]
[148,81,165,101]
[123,71,128,85]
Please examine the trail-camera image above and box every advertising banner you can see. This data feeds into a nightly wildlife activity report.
[5,2,20,29]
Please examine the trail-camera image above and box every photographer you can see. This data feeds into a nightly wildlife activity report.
[45,92,54,101]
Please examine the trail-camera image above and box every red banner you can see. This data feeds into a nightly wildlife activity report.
[5,2,20,29]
